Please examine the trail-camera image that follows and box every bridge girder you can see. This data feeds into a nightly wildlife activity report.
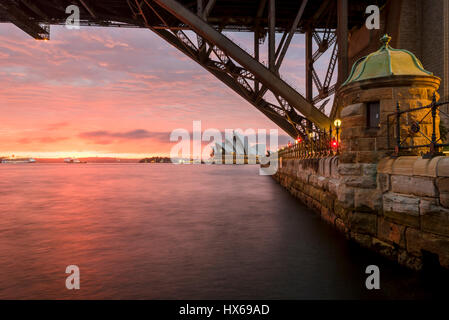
[0,0,359,137]
[138,0,333,137]
[0,1,49,40]
[133,2,305,138]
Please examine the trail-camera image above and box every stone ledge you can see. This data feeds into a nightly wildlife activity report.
[438,157,449,177]
[378,156,449,177]
[413,156,444,177]
[378,157,396,174]
[392,156,419,175]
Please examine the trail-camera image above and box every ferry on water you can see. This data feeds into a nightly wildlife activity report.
[64,158,85,163]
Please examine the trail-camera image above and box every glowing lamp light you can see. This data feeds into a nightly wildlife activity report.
[296,137,302,144]
[334,119,342,128]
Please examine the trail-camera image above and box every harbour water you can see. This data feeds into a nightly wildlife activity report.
[0,164,446,299]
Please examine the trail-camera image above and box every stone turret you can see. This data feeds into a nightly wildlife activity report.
[337,34,441,163]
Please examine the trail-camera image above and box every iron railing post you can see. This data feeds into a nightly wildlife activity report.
[395,102,401,157]
[336,126,340,155]
[430,93,438,157]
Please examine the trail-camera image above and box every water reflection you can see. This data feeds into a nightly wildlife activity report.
[0,164,446,299]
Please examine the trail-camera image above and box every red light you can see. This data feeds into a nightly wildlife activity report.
[296,137,302,143]
[331,139,338,149]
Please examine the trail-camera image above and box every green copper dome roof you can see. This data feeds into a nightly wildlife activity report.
[342,35,433,86]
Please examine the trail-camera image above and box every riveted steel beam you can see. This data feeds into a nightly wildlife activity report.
[0,0,49,40]
[275,0,308,72]
[153,0,331,129]
[134,2,304,138]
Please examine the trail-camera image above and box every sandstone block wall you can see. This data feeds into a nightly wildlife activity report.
[377,156,449,268]
[338,85,441,162]
[274,155,449,270]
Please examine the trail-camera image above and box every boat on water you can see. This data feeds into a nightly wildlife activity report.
[1,158,36,164]
[64,158,86,163]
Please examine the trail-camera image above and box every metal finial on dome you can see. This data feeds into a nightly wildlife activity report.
[380,34,392,47]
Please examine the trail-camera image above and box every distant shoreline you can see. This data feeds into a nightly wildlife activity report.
[0,157,141,164]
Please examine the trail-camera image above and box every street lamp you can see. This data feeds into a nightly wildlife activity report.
[334,119,342,128]
[334,119,342,154]
[308,132,316,140]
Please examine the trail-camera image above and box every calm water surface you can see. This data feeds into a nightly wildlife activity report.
[0,164,446,299]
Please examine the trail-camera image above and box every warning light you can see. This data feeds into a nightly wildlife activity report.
[296,137,302,144]
[331,139,339,149]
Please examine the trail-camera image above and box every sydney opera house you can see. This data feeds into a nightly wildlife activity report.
[210,131,266,164]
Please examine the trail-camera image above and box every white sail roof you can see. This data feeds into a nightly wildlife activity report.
[233,131,246,155]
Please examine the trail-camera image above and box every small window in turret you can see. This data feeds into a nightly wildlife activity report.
[367,101,380,128]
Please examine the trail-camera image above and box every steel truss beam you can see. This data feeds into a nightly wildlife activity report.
[304,0,339,110]
[147,0,331,137]
[133,0,314,138]
[0,0,49,40]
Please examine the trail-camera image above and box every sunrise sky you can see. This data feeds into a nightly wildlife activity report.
[0,23,330,158]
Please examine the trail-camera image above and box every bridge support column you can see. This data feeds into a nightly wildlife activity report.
[305,30,313,102]
[337,0,348,84]
[444,0,449,120]
[268,0,275,72]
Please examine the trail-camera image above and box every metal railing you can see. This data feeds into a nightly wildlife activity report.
[387,94,449,158]
[277,128,340,159]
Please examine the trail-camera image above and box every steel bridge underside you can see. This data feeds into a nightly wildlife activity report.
[0,0,387,138]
